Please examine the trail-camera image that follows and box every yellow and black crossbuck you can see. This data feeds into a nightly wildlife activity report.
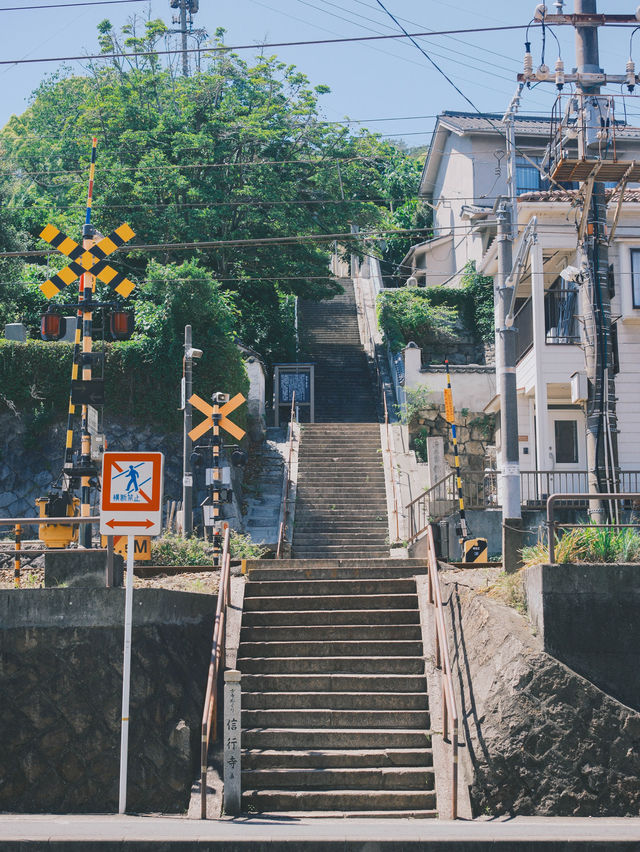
[39,222,136,299]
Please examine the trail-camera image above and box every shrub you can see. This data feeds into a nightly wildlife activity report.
[150,532,217,566]
[522,525,640,567]
[376,288,457,353]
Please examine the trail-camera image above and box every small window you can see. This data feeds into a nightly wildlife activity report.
[554,420,578,464]
[631,249,640,308]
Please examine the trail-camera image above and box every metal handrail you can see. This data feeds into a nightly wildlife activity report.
[200,523,231,819]
[546,492,640,563]
[356,280,400,542]
[425,524,459,819]
[383,394,400,542]
[276,392,297,559]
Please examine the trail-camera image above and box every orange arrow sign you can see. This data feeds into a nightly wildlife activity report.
[188,392,246,442]
[106,518,154,529]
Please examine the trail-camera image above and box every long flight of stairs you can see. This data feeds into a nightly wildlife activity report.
[238,561,436,816]
[292,423,389,559]
[292,279,389,559]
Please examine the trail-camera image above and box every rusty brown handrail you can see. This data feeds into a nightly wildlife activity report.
[425,524,459,819]
[383,394,400,542]
[276,392,296,559]
[200,523,231,819]
[547,492,640,563]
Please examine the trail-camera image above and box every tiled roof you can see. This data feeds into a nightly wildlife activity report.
[439,111,551,136]
[519,188,640,203]
[439,110,640,139]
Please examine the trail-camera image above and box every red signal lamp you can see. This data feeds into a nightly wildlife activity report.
[40,310,66,341]
[110,310,135,341]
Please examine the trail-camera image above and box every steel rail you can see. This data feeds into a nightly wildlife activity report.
[200,524,231,819]
[546,492,640,563]
[425,524,459,819]
[354,278,400,542]
[276,393,296,559]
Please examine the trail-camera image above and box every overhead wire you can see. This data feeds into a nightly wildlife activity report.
[0,24,538,67]
[0,0,146,9]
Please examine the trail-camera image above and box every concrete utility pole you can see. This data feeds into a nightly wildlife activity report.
[183,325,194,536]
[495,202,522,570]
[573,0,619,517]
[179,0,189,78]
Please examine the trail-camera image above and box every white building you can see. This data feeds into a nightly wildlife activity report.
[405,110,640,502]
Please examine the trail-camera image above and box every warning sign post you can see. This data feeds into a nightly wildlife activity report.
[100,451,163,814]
[100,452,164,536]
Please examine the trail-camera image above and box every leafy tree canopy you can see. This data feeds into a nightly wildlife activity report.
[0,19,427,364]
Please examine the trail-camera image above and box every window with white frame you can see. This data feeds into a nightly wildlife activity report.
[631,249,640,309]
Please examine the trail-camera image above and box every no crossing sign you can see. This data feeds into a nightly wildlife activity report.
[100,452,164,536]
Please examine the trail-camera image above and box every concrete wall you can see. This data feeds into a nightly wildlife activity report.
[0,588,217,813]
[524,563,640,711]
[403,348,496,411]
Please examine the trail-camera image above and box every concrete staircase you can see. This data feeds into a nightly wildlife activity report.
[292,280,389,559]
[238,560,436,816]
[299,280,378,422]
[292,423,389,559]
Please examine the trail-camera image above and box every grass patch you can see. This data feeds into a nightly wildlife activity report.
[522,525,640,567]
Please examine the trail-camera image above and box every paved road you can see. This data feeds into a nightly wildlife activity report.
[1,814,640,849]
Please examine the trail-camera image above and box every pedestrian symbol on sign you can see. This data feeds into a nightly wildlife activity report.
[125,465,140,494]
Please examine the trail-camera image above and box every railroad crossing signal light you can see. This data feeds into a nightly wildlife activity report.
[39,222,136,299]
[40,310,66,341]
[109,310,135,341]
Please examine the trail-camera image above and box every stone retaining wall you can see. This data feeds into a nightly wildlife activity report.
[442,572,640,816]
[0,588,216,813]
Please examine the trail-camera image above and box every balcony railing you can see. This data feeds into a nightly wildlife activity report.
[515,298,533,362]
[544,288,580,344]
[407,470,640,539]
[515,288,580,364]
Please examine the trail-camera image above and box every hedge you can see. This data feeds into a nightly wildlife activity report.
[0,337,248,434]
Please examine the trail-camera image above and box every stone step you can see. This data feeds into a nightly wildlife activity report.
[238,656,425,674]
[245,558,425,572]
[245,578,415,597]
[240,624,422,642]
[241,608,420,626]
[241,789,437,812]
[242,691,428,711]
[291,552,391,560]
[243,593,416,611]
[243,727,431,750]
[241,673,427,693]
[246,565,425,581]
[241,766,435,791]
[238,639,424,658]
[243,747,433,770]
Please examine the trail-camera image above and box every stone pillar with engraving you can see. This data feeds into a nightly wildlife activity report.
[223,669,241,815]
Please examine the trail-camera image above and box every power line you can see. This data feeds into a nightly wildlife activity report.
[0,24,534,66]
[0,226,434,258]
[0,0,145,9]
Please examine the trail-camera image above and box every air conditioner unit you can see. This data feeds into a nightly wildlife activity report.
[571,371,588,404]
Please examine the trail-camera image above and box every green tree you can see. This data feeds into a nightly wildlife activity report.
[0,20,425,365]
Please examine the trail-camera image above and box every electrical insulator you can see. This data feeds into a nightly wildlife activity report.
[534,4,547,21]
[555,58,565,90]
[627,58,636,93]
[636,5,640,22]
[538,63,549,78]
[524,44,533,80]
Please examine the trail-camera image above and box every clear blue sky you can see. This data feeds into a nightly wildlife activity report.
[0,0,636,145]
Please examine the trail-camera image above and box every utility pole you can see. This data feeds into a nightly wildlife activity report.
[574,0,618,518]
[179,0,188,78]
[516,1,636,518]
[183,326,194,535]
[495,202,522,570]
